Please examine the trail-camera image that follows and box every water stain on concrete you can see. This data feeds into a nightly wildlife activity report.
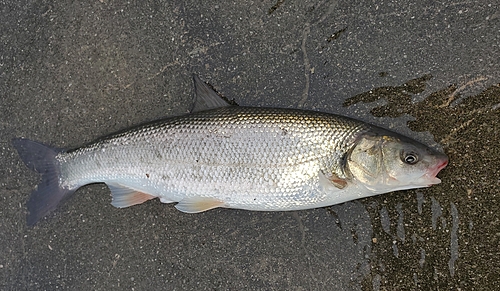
[347,76,499,290]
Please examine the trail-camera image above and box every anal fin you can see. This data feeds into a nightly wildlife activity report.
[107,183,156,208]
[175,197,225,213]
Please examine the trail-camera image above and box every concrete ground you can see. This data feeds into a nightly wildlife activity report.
[1,0,499,290]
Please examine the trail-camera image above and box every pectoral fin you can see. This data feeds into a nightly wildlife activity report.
[319,171,348,190]
[107,183,156,208]
[175,197,225,213]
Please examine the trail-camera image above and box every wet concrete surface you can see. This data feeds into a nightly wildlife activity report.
[1,0,499,290]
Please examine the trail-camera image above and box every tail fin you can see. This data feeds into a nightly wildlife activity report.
[12,138,74,226]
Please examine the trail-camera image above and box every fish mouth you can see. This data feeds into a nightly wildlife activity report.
[425,157,449,186]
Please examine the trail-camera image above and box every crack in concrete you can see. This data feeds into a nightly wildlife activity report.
[298,23,311,108]
[297,1,339,108]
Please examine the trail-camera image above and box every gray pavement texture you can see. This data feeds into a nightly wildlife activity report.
[1,0,499,290]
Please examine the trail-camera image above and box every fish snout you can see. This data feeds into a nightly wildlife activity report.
[425,155,448,185]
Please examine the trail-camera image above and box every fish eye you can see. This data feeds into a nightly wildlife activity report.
[401,150,419,165]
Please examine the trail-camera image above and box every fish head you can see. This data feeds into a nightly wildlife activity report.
[347,133,448,193]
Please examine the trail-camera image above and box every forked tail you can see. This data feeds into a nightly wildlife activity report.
[12,138,74,226]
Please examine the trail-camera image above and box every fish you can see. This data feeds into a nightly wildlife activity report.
[13,75,448,226]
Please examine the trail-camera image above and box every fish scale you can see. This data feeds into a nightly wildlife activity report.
[58,106,368,210]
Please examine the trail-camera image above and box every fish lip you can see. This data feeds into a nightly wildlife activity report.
[425,157,448,186]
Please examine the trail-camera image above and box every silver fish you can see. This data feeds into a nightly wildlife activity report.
[13,75,448,225]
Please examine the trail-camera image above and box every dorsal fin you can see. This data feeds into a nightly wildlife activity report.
[190,74,233,113]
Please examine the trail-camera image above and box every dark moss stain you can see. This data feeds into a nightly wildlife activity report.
[325,207,343,229]
[346,76,500,290]
[343,74,431,118]
[350,227,359,244]
[268,0,285,15]
[327,27,347,43]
